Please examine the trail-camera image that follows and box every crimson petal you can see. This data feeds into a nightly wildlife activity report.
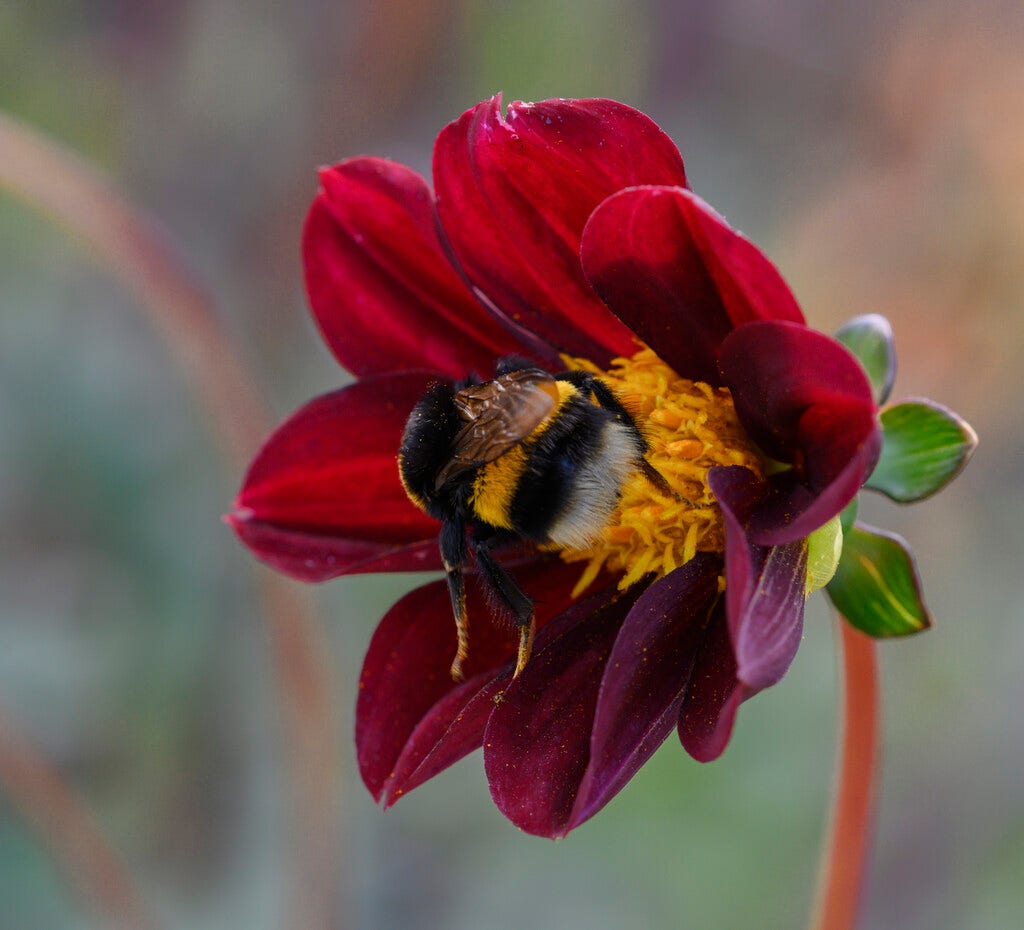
[381,675,509,807]
[710,466,808,690]
[226,519,441,580]
[719,321,881,545]
[433,95,688,365]
[582,186,805,383]
[357,559,586,803]
[304,157,527,379]
[678,603,746,762]
[567,554,723,832]
[230,371,440,581]
[483,587,642,837]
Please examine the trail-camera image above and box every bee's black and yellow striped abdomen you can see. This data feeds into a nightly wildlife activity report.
[396,359,652,680]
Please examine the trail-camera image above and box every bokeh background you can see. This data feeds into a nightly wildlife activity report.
[2,1,1021,928]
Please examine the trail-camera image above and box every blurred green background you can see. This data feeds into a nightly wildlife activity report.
[1,1,1021,928]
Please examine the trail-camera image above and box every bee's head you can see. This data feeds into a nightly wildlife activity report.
[398,381,463,515]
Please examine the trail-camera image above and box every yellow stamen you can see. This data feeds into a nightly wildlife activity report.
[605,525,635,544]
[560,348,764,593]
[666,439,704,458]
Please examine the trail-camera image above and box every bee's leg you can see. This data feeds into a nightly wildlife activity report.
[560,372,679,500]
[471,538,536,677]
[440,519,469,681]
[634,457,678,501]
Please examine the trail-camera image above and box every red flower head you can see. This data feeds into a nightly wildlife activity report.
[229,96,885,838]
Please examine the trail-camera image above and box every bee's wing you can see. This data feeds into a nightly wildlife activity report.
[434,370,559,490]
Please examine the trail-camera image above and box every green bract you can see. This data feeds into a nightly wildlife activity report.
[826,525,931,637]
[866,400,978,503]
[838,497,859,533]
[805,516,843,595]
[828,314,977,640]
[836,313,896,405]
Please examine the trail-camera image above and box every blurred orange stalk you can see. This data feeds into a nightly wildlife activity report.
[0,712,159,930]
[0,112,340,930]
[810,618,880,930]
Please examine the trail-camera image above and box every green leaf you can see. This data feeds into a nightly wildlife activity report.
[839,497,859,533]
[867,399,978,502]
[826,524,931,637]
[835,314,896,405]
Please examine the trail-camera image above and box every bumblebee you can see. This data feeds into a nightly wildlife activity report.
[398,357,670,681]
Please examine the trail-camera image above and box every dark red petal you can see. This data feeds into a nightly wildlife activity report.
[720,321,882,545]
[357,559,586,803]
[382,675,509,807]
[433,96,688,365]
[483,587,643,838]
[304,157,527,378]
[678,603,746,762]
[231,372,440,581]
[581,186,805,383]
[710,466,808,691]
[226,518,441,580]
[567,554,723,832]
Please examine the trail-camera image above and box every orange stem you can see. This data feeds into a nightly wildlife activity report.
[0,712,159,930]
[0,112,340,928]
[810,618,880,930]
[0,112,265,465]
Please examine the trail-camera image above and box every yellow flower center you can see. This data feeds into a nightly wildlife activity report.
[560,348,764,598]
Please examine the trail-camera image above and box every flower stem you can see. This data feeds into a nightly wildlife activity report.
[0,111,266,464]
[0,711,160,930]
[810,617,880,930]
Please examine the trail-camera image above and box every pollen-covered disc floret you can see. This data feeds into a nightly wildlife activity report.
[563,348,763,596]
